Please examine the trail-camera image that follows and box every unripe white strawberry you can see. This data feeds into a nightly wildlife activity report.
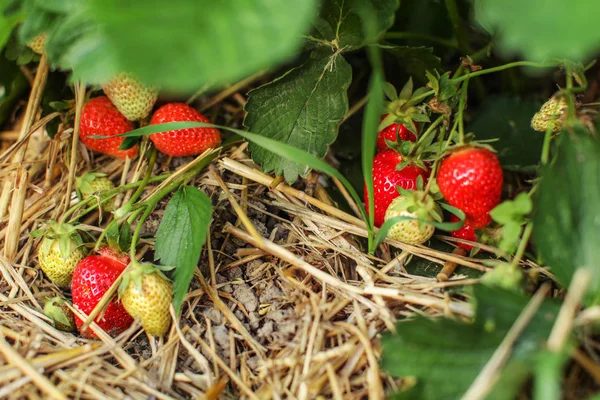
[384,190,441,245]
[34,221,87,287]
[27,33,47,54]
[102,73,158,121]
[120,263,173,337]
[76,172,116,212]
[531,95,568,133]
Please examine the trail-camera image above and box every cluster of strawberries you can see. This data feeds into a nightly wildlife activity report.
[39,74,223,339]
[80,73,221,159]
[366,117,503,250]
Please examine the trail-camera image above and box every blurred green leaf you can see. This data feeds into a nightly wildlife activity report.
[309,0,399,50]
[474,0,600,61]
[42,0,317,92]
[155,186,212,314]
[381,45,441,81]
[244,52,351,183]
[382,286,560,400]
[468,96,544,172]
[533,130,600,305]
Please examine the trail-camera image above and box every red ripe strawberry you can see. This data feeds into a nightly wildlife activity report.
[364,149,430,227]
[449,214,490,250]
[437,147,503,218]
[71,247,133,338]
[79,97,138,159]
[376,115,417,153]
[149,103,221,157]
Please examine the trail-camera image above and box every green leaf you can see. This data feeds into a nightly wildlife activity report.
[382,286,560,400]
[243,53,352,183]
[468,96,545,172]
[42,0,317,92]
[0,12,22,52]
[381,45,442,82]
[475,0,600,62]
[155,186,212,314]
[533,130,600,305]
[308,0,399,50]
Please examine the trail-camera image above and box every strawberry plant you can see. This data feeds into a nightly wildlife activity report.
[2,0,600,398]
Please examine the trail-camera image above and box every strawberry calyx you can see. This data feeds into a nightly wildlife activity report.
[389,189,443,230]
[381,78,430,136]
[31,221,87,261]
[118,261,173,297]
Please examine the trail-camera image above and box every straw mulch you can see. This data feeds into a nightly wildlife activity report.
[0,60,488,400]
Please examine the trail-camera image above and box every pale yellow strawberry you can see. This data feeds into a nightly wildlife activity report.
[76,172,116,212]
[102,73,158,121]
[120,263,173,337]
[531,95,568,133]
[38,235,86,287]
[384,191,441,245]
[27,33,47,54]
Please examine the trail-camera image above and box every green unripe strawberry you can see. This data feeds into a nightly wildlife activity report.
[27,33,47,54]
[384,190,442,245]
[119,263,173,337]
[102,73,159,121]
[34,221,87,288]
[531,95,568,133]
[44,297,76,332]
[76,172,116,212]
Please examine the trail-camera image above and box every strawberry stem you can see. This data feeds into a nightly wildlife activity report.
[409,115,444,157]
[114,146,158,219]
[509,222,533,270]
[457,78,470,145]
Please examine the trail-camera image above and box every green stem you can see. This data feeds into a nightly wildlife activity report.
[457,78,470,145]
[130,205,153,259]
[65,174,170,224]
[115,146,158,218]
[511,223,533,269]
[540,128,554,165]
[384,32,459,49]
[410,61,557,106]
[453,61,558,84]
[410,116,444,156]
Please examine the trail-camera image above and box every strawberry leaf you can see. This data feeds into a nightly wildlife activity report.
[533,129,600,305]
[308,0,399,50]
[382,286,561,400]
[244,52,351,183]
[33,0,318,91]
[381,45,442,82]
[475,0,600,62]
[155,186,212,315]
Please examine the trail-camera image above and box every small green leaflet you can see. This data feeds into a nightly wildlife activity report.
[244,52,352,183]
[382,285,560,400]
[155,186,212,314]
[490,193,532,254]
